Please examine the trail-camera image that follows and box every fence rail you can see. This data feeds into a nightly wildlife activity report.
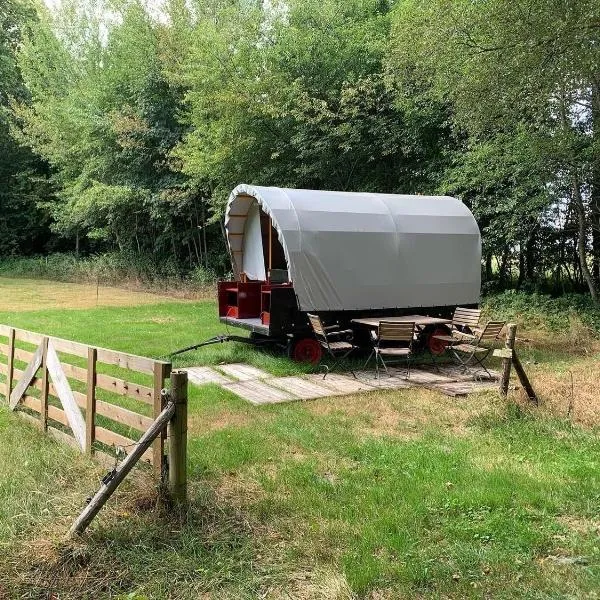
[0,325,171,475]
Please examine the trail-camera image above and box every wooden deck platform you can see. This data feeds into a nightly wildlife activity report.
[181,363,500,406]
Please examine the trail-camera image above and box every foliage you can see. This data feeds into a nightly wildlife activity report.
[483,291,600,334]
[0,0,52,255]
[0,291,599,597]
[389,0,600,299]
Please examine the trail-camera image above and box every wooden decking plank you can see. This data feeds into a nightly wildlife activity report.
[353,371,414,389]
[218,363,270,381]
[395,368,452,384]
[306,373,375,395]
[223,380,298,405]
[183,366,232,386]
[269,376,335,400]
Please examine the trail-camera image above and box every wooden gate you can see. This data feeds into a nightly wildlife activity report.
[0,325,171,475]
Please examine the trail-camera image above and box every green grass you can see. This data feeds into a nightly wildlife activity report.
[0,286,599,598]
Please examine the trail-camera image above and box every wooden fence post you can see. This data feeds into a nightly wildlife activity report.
[40,337,49,431]
[499,323,517,396]
[6,328,15,401]
[168,370,188,505]
[86,347,97,454]
[153,362,170,479]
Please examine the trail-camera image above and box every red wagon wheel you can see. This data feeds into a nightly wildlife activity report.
[426,326,451,356]
[289,337,323,364]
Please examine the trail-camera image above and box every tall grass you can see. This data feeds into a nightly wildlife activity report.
[0,253,219,296]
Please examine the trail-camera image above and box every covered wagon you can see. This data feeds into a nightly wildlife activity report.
[219,184,481,361]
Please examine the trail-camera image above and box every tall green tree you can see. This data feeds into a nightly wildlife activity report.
[0,0,51,255]
[173,0,452,214]
[390,0,600,299]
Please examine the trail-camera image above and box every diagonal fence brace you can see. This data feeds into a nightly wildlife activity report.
[68,397,175,537]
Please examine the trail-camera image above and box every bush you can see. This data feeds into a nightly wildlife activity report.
[0,252,219,292]
[483,290,600,334]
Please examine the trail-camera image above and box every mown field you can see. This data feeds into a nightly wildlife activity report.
[0,278,598,599]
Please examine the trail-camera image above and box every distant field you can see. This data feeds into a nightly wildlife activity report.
[0,278,598,599]
[0,277,192,311]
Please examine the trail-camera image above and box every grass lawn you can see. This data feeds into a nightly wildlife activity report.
[0,278,598,599]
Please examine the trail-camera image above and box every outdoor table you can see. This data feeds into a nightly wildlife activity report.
[351,314,451,329]
[351,314,452,355]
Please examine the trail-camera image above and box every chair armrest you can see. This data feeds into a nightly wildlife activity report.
[327,329,354,341]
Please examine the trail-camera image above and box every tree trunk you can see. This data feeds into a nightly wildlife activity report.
[590,79,600,286]
[572,171,598,301]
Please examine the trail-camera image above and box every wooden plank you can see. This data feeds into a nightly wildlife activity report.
[96,399,153,432]
[222,380,297,405]
[21,394,41,412]
[0,343,8,356]
[5,328,14,400]
[218,363,270,381]
[95,373,154,405]
[40,337,49,431]
[513,351,538,405]
[60,362,88,384]
[307,373,375,395]
[9,341,43,409]
[46,341,86,450]
[95,425,153,463]
[269,376,337,399]
[86,348,97,455]
[96,347,166,376]
[152,362,170,476]
[13,328,44,346]
[395,368,450,384]
[13,347,35,364]
[0,362,7,376]
[493,348,513,359]
[68,401,174,537]
[20,395,70,428]
[500,324,517,396]
[51,337,89,358]
[0,324,12,337]
[184,366,232,386]
[353,371,414,389]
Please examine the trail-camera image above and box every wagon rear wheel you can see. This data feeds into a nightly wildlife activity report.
[288,337,323,364]
[424,325,452,356]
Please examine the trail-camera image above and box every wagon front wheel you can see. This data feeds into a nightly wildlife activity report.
[288,337,323,364]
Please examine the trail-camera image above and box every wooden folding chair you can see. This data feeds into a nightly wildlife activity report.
[446,320,505,378]
[307,313,357,379]
[364,321,416,379]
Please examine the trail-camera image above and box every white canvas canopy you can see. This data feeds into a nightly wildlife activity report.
[225,184,481,312]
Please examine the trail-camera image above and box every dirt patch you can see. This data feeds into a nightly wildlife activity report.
[556,515,600,536]
[306,387,495,439]
[188,408,266,435]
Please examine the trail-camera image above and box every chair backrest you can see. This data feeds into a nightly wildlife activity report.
[378,321,415,344]
[478,321,505,343]
[307,313,327,343]
[452,307,481,329]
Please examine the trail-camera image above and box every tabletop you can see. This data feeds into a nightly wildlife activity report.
[351,314,451,328]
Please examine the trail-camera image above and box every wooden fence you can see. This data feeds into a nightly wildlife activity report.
[0,325,172,476]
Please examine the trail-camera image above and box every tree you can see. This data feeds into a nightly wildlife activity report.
[0,0,52,255]
[390,0,600,299]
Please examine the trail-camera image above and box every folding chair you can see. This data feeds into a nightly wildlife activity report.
[307,313,357,379]
[432,307,483,346]
[364,321,416,379]
[446,321,505,379]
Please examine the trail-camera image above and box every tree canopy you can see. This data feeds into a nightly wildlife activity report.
[1,0,599,296]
